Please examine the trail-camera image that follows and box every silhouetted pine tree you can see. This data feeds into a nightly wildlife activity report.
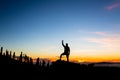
[13,52,16,59]
[19,51,23,64]
[6,49,9,58]
[9,51,12,58]
[0,47,3,55]
[36,57,40,66]
[29,57,33,65]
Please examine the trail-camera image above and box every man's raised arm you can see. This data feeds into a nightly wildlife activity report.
[62,40,65,47]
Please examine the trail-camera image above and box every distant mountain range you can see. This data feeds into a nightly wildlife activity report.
[79,62,120,67]
[93,62,120,67]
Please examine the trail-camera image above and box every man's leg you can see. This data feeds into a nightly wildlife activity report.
[66,55,69,62]
[60,53,63,60]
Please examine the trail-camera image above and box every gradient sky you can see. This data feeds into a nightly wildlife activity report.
[1,0,120,62]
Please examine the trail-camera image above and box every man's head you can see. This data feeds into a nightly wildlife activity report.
[66,43,68,46]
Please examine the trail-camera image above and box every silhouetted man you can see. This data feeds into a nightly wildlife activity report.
[60,40,70,62]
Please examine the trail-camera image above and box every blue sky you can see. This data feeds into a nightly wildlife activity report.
[1,0,120,61]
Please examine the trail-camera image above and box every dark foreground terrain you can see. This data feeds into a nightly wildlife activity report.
[0,54,120,80]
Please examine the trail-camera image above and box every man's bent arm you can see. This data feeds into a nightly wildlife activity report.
[68,48,70,54]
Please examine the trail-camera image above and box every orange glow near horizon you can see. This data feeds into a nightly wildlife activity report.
[30,54,120,63]
[2,47,120,63]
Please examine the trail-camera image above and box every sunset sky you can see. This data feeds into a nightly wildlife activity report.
[1,0,120,62]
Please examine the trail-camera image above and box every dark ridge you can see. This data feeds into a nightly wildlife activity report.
[0,47,120,79]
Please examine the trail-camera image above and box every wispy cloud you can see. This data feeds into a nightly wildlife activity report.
[84,32,120,48]
[90,32,106,36]
[90,31,120,37]
[106,2,120,11]
[85,37,120,47]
